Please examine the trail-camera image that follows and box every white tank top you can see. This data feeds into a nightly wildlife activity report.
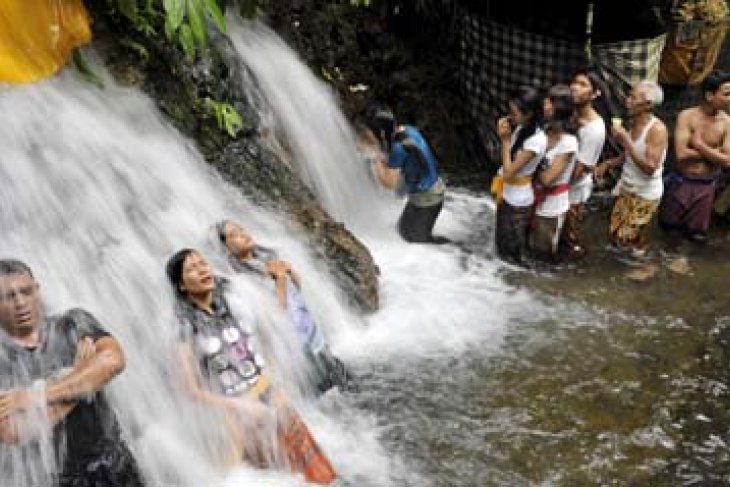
[618,116,666,201]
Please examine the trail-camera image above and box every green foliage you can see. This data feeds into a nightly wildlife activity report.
[72,49,105,89]
[204,98,244,138]
[163,0,227,58]
[237,0,269,19]
[115,0,158,36]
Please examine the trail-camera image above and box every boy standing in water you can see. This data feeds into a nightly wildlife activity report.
[562,69,607,259]
[0,260,142,487]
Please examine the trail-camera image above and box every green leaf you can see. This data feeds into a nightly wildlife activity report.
[204,0,227,33]
[187,0,207,47]
[72,48,104,89]
[178,23,196,58]
[221,104,243,137]
[118,0,138,22]
[163,0,185,33]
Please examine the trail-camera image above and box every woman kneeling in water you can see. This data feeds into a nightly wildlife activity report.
[166,248,336,484]
[216,220,354,394]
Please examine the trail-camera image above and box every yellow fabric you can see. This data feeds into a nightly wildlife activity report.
[0,0,91,84]
[490,175,532,203]
[660,0,730,86]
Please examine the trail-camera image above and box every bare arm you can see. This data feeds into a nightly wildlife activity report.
[0,402,77,445]
[537,153,573,186]
[674,110,703,165]
[501,147,538,179]
[372,158,401,190]
[690,121,730,168]
[44,336,125,405]
[616,123,668,176]
[265,261,289,309]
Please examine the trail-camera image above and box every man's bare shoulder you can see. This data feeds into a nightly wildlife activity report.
[677,107,701,121]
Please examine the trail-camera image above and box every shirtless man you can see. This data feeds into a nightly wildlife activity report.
[660,70,730,242]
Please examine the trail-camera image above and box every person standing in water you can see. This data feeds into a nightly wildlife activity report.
[561,68,607,259]
[216,220,353,394]
[492,86,547,264]
[660,70,730,242]
[166,249,336,485]
[530,85,579,262]
[0,259,143,487]
[364,105,448,243]
[596,80,668,255]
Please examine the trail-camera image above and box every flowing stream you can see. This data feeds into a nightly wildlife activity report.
[0,15,728,487]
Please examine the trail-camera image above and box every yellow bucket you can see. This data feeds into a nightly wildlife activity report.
[0,0,91,84]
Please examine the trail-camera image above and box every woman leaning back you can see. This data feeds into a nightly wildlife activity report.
[165,248,336,484]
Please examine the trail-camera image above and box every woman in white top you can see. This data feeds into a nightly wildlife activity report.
[530,85,578,261]
[493,86,547,263]
[596,80,668,253]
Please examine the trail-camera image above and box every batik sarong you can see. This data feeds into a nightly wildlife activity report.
[609,191,660,250]
[559,203,587,259]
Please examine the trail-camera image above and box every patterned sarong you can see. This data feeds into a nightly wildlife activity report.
[248,380,336,485]
[559,203,587,259]
[609,191,660,250]
[278,409,336,485]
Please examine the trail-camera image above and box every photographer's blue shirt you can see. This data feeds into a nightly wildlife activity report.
[387,125,440,193]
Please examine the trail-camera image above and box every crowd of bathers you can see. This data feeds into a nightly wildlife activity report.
[358,68,730,265]
[0,220,355,486]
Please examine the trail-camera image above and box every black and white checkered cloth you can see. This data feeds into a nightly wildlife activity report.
[460,14,666,160]
[593,35,667,93]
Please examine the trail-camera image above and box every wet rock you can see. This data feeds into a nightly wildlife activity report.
[86,6,379,312]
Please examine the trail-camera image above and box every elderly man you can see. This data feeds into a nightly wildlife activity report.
[0,260,142,486]
[659,70,730,242]
[596,80,668,255]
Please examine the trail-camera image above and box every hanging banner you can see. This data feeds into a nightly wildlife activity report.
[0,0,92,84]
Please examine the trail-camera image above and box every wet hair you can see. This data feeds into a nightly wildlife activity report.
[636,80,664,107]
[509,86,543,159]
[364,104,396,148]
[702,70,730,96]
[0,259,33,278]
[545,84,577,134]
[165,249,196,298]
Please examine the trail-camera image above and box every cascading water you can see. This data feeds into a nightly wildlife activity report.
[0,17,575,487]
[0,68,397,486]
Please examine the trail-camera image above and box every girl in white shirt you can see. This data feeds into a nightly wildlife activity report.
[530,85,578,262]
[494,86,547,263]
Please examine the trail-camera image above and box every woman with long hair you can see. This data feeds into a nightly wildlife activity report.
[492,85,547,263]
[215,219,353,395]
[530,85,579,262]
[165,248,336,484]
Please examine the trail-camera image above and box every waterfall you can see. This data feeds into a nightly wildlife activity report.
[0,17,545,486]
[0,69,391,486]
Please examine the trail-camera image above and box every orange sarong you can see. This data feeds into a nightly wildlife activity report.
[0,0,91,84]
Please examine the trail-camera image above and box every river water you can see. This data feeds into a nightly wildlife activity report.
[0,17,727,487]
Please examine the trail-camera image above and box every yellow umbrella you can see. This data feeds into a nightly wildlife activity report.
[0,0,91,84]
